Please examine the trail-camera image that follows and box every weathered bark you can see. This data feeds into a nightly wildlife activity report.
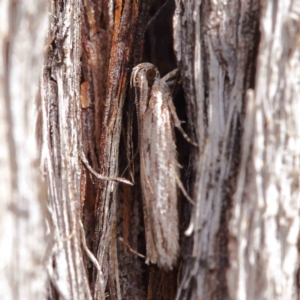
[0,0,48,298]
[228,2,300,298]
[2,0,300,299]
[174,1,300,299]
[42,0,92,299]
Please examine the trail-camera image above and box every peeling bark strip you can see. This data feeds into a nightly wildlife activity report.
[131,63,196,269]
[173,0,261,298]
[89,1,153,298]
[174,0,300,300]
[42,0,91,299]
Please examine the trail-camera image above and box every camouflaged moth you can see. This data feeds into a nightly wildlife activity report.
[130,63,196,269]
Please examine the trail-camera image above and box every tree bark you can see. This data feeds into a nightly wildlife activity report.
[174,1,300,299]
[0,0,48,299]
[42,0,91,299]
[1,0,300,299]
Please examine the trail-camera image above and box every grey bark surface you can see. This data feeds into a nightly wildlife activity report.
[42,0,92,299]
[0,0,48,299]
[1,0,300,299]
[174,0,300,299]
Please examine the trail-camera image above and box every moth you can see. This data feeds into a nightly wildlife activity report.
[130,63,196,269]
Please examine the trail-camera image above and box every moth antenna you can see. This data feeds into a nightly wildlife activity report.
[162,68,179,82]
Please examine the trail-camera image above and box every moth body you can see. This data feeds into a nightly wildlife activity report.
[131,63,179,269]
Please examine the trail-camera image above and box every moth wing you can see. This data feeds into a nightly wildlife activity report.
[140,80,179,269]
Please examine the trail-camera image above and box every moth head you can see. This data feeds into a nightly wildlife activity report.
[131,63,160,90]
[146,68,157,86]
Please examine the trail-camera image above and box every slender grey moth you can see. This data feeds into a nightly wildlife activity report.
[130,63,196,269]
